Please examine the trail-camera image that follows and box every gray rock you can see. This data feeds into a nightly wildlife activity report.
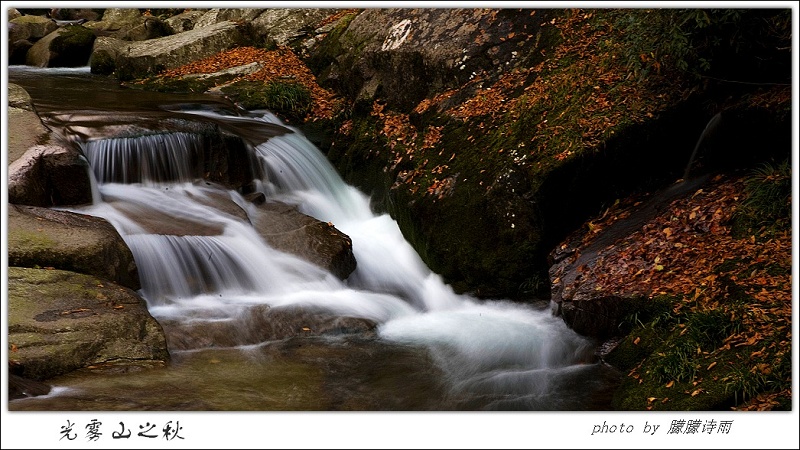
[7,267,168,382]
[8,14,57,42]
[7,84,54,169]
[110,20,248,80]
[194,8,264,28]
[8,205,141,290]
[164,9,208,33]
[88,36,124,75]
[316,8,541,110]
[252,201,357,280]
[7,144,93,207]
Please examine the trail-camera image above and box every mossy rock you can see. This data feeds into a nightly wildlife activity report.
[49,25,96,67]
[8,267,169,381]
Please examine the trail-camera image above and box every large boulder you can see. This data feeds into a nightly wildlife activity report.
[8,205,141,291]
[103,20,248,80]
[88,36,125,75]
[7,144,94,207]
[8,14,57,42]
[25,24,96,67]
[7,84,52,164]
[7,85,98,208]
[251,201,357,279]
[7,267,168,382]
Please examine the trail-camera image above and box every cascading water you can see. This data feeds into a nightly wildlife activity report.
[9,67,619,410]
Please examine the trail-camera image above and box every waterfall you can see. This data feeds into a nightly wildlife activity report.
[682,112,723,181]
[68,107,600,409]
[83,132,203,184]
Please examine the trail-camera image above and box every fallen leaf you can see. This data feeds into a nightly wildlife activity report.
[633,336,641,345]
[665,380,674,388]
[707,362,717,370]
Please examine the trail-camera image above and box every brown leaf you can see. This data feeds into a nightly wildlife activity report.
[633,336,641,345]
[707,361,717,371]
[665,380,674,388]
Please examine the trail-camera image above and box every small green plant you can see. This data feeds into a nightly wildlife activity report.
[656,339,697,383]
[261,81,312,116]
[222,81,312,121]
[686,309,740,348]
[724,363,771,405]
[732,159,791,237]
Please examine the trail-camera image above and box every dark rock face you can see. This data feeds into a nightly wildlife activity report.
[8,205,141,291]
[7,267,168,382]
[315,8,551,110]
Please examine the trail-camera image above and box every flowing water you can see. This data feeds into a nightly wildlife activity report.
[7,67,620,411]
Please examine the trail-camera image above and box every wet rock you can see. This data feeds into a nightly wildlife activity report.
[7,144,93,207]
[7,267,168,381]
[252,201,357,279]
[8,205,141,290]
[8,374,51,400]
[161,304,376,351]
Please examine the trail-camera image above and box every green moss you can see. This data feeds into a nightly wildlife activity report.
[607,290,787,410]
[306,11,360,76]
[220,80,312,122]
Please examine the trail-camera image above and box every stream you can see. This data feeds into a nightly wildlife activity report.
[7,66,621,412]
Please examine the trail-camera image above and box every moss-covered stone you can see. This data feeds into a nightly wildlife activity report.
[8,267,169,381]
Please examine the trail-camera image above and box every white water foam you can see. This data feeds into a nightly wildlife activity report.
[71,108,598,405]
